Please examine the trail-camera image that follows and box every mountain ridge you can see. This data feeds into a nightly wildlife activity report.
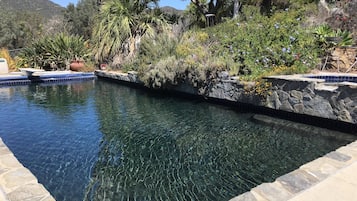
[0,0,63,18]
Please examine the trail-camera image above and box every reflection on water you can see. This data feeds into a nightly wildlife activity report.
[0,81,102,201]
[0,80,356,201]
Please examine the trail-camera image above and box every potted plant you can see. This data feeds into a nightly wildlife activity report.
[70,56,85,71]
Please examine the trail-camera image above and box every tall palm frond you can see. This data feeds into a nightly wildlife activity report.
[92,0,166,64]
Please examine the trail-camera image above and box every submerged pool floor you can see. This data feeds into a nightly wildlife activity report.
[0,80,356,201]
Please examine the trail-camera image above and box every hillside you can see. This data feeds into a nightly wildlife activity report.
[0,0,63,18]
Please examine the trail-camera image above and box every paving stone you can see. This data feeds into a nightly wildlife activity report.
[0,139,55,201]
[277,169,319,194]
[300,157,346,181]
[0,156,23,169]
[288,161,357,201]
[251,182,293,201]
[0,168,38,193]
[0,148,12,157]
[0,187,8,201]
[40,195,56,201]
[230,192,258,201]
[346,141,357,150]
[7,183,54,201]
[250,191,269,201]
[336,146,357,161]
[325,151,351,162]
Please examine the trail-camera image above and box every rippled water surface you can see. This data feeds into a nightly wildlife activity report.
[0,80,355,201]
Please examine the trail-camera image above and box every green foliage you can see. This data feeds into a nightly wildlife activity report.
[313,23,354,71]
[122,32,178,72]
[314,24,353,48]
[132,31,227,93]
[92,0,166,64]
[208,6,319,80]
[0,10,44,49]
[18,33,90,70]
[64,0,99,40]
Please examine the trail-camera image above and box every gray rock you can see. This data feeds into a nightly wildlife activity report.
[303,93,313,101]
[280,100,294,112]
[277,90,290,102]
[337,109,352,122]
[293,104,305,113]
[304,97,334,119]
[289,97,301,105]
[266,91,281,109]
[290,90,303,100]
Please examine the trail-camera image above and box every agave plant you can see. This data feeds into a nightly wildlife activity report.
[314,24,353,48]
[18,33,91,70]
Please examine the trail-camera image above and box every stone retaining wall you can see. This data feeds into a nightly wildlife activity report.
[95,70,357,125]
[265,76,357,124]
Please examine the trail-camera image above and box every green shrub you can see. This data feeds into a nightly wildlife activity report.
[134,31,227,93]
[208,6,320,80]
[127,4,322,87]
[18,33,90,70]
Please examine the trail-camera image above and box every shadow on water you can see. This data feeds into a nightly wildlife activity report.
[85,80,357,201]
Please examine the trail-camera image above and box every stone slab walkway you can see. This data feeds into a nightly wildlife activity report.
[0,138,55,201]
[231,140,357,201]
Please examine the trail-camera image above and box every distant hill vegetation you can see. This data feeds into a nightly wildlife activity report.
[0,0,63,18]
[160,6,183,16]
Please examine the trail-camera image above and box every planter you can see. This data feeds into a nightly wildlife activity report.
[70,60,85,71]
[100,63,107,70]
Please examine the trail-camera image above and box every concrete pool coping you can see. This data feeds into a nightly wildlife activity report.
[0,71,96,86]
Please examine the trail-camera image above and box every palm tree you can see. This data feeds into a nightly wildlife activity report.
[92,0,167,67]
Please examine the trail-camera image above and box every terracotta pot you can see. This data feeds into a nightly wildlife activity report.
[70,60,85,71]
[100,63,107,70]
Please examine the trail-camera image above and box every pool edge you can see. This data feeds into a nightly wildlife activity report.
[0,137,55,201]
[230,139,357,200]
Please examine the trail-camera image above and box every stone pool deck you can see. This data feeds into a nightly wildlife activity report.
[230,140,357,201]
[0,138,55,201]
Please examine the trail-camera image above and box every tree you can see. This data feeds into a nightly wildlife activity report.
[92,0,167,67]
[64,0,99,39]
[0,10,44,49]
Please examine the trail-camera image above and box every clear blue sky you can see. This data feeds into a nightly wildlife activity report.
[51,0,190,10]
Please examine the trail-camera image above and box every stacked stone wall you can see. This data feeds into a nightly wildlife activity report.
[95,71,357,124]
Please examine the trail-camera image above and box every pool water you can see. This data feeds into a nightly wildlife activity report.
[0,80,355,201]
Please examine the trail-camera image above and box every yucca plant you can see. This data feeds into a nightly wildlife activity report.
[18,33,90,70]
[92,0,167,66]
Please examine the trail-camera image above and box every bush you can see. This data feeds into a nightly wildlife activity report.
[135,31,227,93]
[208,6,320,80]
[18,33,90,70]
[126,4,322,88]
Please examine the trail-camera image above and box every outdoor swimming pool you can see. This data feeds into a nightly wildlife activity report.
[0,80,356,201]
